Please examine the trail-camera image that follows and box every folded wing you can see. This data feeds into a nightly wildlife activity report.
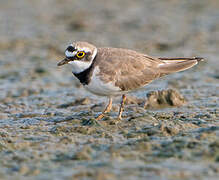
[97,48,203,91]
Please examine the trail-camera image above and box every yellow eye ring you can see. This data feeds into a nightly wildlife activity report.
[76,51,85,58]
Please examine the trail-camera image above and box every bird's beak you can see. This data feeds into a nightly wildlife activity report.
[57,58,71,66]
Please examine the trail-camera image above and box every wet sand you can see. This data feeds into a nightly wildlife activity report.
[0,0,219,179]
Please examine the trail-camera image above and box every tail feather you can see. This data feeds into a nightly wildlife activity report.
[158,57,204,62]
[157,57,204,76]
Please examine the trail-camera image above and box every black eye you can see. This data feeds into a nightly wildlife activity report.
[76,51,85,58]
[66,46,75,52]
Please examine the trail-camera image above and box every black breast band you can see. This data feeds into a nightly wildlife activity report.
[72,56,97,85]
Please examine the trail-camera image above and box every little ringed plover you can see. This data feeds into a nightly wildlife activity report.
[57,41,203,120]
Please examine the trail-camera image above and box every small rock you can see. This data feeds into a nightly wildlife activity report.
[144,89,186,109]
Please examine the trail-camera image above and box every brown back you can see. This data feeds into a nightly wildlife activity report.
[95,48,200,91]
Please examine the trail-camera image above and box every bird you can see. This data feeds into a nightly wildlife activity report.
[57,41,203,120]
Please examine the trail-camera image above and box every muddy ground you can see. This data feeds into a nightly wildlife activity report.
[0,0,218,179]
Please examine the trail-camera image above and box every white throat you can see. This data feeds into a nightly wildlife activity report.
[68,48,97,74]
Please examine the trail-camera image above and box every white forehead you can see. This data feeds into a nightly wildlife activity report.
[65,44,91,58]
[76,46,91,52]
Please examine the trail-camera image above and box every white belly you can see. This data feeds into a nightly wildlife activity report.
[84,67,122,96]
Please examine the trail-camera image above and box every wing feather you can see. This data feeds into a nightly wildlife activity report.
[96,48,202,91]
[97,48,161,91]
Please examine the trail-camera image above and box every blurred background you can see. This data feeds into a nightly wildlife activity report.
[0,0,218,97]
[0,0,218,179]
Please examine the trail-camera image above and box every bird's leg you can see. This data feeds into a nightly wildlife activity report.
[96,97,113,120]
[118,94,126,120]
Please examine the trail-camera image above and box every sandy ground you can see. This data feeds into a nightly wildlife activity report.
[0,0,219,179]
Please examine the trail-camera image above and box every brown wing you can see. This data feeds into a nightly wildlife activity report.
[96,48,203,91]
[96,48,162,91]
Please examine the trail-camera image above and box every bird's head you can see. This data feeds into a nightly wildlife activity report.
[57,41,97,74]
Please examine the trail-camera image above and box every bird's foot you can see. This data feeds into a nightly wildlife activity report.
[117,94,126,120]
[95,97,113,121]
[96,113,105,121]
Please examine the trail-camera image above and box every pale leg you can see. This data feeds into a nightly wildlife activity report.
[96,97,113,120]
[118,94,126,119]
